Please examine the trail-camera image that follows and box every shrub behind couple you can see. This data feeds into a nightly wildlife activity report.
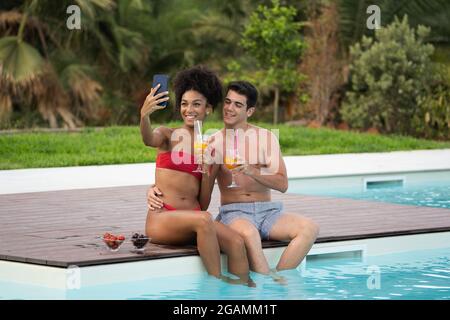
[140,66,319,286]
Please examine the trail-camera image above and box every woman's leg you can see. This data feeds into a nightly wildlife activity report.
[146,210,221,277]
[214,221,250,282]
[228,219,271,274]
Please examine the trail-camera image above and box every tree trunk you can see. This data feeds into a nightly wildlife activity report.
[273,87,279,125]
[0,94,12,127]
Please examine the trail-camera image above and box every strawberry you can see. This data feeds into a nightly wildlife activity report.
[117,235,125,241]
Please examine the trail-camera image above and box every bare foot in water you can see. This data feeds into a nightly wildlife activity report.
[247,278,257,288]
[269,269,287,286]
[220,275,257,287]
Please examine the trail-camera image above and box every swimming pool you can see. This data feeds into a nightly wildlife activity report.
[86,247,450,300]
[1,247,449,300]
[287,170,450,209]
[1,156,449,300]
[1,233,449,300]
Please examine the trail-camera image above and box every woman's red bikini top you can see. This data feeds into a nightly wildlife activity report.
[155,151,202,181]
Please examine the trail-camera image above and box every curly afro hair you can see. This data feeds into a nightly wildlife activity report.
[173,65,223,110]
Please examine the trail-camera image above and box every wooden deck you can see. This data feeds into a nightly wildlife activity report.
[0,185,449,267]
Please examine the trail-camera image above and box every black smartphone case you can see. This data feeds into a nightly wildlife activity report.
[152,74,169,107]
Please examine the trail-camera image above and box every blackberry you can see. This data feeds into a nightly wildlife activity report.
[132,236,149,249]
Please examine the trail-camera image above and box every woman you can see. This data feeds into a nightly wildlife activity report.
[140,66,251,285]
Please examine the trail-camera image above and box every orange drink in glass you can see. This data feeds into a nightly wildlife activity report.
[225,150,241,188]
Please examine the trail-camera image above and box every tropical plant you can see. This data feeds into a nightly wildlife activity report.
[337,0,450,51]
[295,0,450,130]
[412,72,450,140]
[0,0,133,128]
[341,16,446,138]
[188,0,254,70]
[240,0,306,124]
[1,0,264,128]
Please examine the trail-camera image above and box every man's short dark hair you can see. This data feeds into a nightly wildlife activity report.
[173,65,223,110]
[226,81,258,109]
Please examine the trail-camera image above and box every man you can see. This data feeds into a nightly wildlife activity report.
[148,81,319,276]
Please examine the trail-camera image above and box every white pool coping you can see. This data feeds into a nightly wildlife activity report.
[1,149,449,195]
[1,231,449,293]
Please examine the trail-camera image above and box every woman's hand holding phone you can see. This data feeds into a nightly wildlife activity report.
[140,84,169,119]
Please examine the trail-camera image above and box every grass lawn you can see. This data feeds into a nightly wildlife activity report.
[1,122,449,170]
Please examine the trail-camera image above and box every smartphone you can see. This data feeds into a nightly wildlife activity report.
[152,74,169,107]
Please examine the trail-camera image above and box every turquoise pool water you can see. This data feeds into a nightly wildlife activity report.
[1,246,449,300]
[287,172,450,209]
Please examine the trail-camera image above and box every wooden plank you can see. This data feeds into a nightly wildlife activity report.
[0,184,449,267]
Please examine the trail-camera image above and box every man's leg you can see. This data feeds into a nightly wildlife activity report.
[228,219,271,274]
[267,213,320,271]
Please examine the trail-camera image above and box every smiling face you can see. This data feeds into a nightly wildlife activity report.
[180,90,212,127]
[223,90,254,128]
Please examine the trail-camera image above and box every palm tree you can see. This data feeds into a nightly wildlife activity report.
[0,0,156,128]
[1,0,243,127]
[0,0,115,128]
[189,0,253,68]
